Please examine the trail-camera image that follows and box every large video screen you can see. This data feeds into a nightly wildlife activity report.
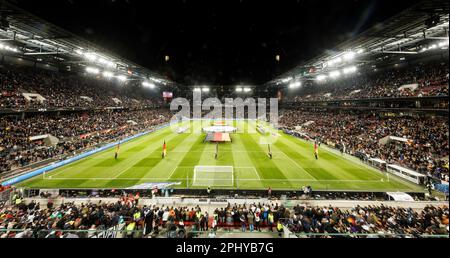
[163,92,173,98]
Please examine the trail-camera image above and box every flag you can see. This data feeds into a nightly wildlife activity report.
[314,142,319,160]
[163,140,167,157]
[116,143,120,154]
[115,142,120,160]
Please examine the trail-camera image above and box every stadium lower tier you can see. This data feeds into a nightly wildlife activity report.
[11,120,426,192]
[1,195,448,238]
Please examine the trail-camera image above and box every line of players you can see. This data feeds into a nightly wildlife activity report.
[113,138,320,161]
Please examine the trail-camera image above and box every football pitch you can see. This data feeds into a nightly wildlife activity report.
[17,121,423,192]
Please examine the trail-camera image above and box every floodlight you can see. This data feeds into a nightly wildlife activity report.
[243,87,252,92]
[438,40,449,47]
[289,81,301,88]
[342,66,357,74]
[150,77,162,83]
[202,88,210,92]
[329,70,341,78]
[281,77,293,83]
[84,52,97,61]
[193,88,201,92]
[86,67,100,74]
[343,52,355,61]
[236,87,243,92]
[116,75,127,81]
[102,71,114,78]
[316,75,327,81]
[356,49,364,54]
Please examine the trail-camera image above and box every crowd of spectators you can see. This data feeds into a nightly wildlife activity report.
[0,65,163,109]
[284,61,449,102]
[279,109,449,182]
[1,196,448,238]
[286,204,448,237]
[0,109,172,174]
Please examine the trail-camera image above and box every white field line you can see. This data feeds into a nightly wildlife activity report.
[289,135,401,185]
[169,151,277,153]
[43,129,169,179]
[251,167,261,180]
[277,151,318,181]
[43,177,386,183]
[166,166,178,180]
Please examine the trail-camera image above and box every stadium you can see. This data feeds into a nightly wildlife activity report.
[0,0,449,242]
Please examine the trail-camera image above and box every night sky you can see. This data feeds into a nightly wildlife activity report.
[14,0,422,85]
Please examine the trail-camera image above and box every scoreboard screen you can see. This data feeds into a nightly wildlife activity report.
[163,92,173,98]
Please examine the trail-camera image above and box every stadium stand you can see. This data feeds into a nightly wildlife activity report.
[283,60,449,102]
[1,194,448,238]
[0,0,448,241]
[1,65,163,109]
[0,109,172,175]
[279,109,449,184]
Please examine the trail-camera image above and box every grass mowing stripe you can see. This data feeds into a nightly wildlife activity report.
[238,132,296,190]
[170,132,209,187]
[231,134,264,189]
[282,132,422,191]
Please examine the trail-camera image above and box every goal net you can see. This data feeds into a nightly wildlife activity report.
[192,166,234,187]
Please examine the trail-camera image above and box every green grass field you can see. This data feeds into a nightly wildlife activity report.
[17,120,423,192]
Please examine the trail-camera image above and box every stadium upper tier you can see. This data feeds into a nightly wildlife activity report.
[0,65,163,110]
[0,57,448,111]
[283,59,448,102]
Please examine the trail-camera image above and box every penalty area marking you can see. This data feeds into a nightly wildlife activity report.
[277,151,318,181]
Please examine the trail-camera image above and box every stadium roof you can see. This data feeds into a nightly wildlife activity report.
[0,1,177,87]
[267,0,449,86]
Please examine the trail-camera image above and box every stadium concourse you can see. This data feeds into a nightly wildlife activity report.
[0,0,449,240]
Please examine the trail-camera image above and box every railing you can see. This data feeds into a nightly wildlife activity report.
[288,232,449,238]
[0,188,13,204]
[1,225,448,239]
[0,224,130,238]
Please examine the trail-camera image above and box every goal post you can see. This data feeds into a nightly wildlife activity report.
[192,166,234,187]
